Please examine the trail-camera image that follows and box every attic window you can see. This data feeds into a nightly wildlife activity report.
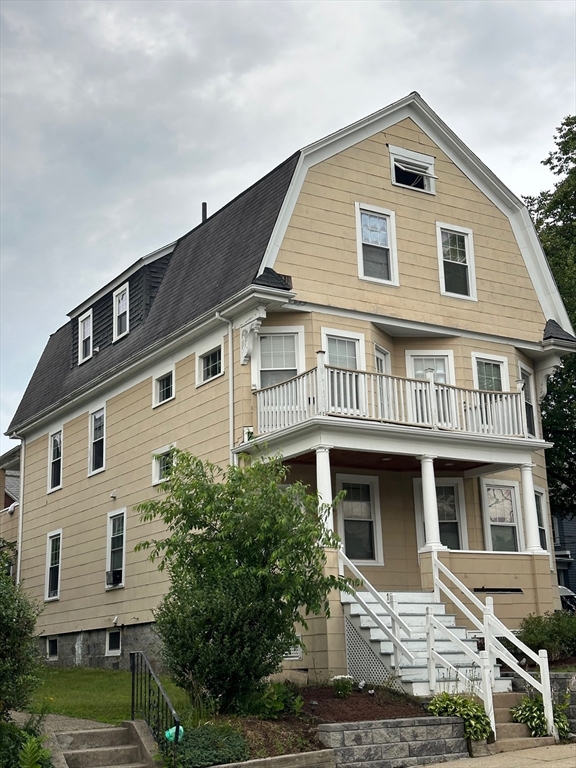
[78,309,93,364]
[113,284,129,341]
[389,144,436,194]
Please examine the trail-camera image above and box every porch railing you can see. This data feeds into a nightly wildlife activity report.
[254,353,527,438]
[338,549,415,669]
[429,551,556,740]
[130,651,182,765]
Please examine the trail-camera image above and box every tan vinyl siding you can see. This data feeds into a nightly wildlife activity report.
[274,118,545,341]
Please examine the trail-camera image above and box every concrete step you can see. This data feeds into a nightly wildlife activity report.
[62,744,140,768]
[494,706,514,723]
[56,728,129,751]
[493,691,524,709]
[492,736,555,753]
[495,722,531,739]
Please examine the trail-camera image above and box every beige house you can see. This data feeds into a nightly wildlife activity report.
[7,93,576,691]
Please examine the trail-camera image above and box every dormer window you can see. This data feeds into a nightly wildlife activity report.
[113,284,129,341]
[78,310,93,364]
[389,144,436,194]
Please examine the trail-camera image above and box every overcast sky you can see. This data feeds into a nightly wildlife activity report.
[1,0,575,453]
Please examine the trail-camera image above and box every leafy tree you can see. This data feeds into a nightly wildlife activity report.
[525,115,576,519]
[0,539,42,721]
[137,451,353,711]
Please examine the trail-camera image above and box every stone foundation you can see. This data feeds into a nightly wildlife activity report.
[317,717,468,768]
[38,622,162,671]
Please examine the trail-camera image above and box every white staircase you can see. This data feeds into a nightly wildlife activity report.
[342,589,512,697]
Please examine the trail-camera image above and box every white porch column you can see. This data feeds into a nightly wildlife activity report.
[316,445,334,531]
[521,462,545,553]
[418,454,444,551]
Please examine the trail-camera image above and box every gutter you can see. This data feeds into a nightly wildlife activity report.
[215,312,236,465]
[12,434,25,584]
[8,283,294,438]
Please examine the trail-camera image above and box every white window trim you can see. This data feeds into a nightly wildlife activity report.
[196,346,224,387]
[112,283,130,342]
[375,345,391,374]
[355,202,399,287]
[436,222,477,302]
[88,404,106,476]
[519,361,538,438]
[405,349,456,384]
[534,485,553,569]
[45,529,62,602]
[481,479,525,552]
[47,427,63,493]
[46,636,58,660]
[106,628,122,657]
[322,327,367,370]
[78,309,93,364]
[152,443,176,486]
[252,325,306,389]
[471,352,510,392]
[413,477,469,552]
[389,144,436,195]
[106,509,126,590]
[336,473,383,566]
[152,365,176,408]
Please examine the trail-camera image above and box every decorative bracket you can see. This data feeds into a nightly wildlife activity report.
[240,318,262,365]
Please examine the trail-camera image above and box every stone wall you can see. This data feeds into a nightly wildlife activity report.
[38,622,163,671]
[221,750,335,768]
[317,717,468,768]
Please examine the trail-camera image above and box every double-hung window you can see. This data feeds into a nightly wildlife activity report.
[355,203,398,285]
[49,430,62,491]
[201,348,222,382]
[482,481,521,552]
[45,530,62,600]
[106,510,125,588]
[519,365,537,437]
[113,284,129,341]
[152,444,175,485]
[153,367,175,406]
[534,491,549,552]
[389,144,436,194]
[78,309,93,363]
[337,474,382,564]
[259,334,298,388]
[436,223,476,300]
[90,408,105,473]
[414,478,468,551]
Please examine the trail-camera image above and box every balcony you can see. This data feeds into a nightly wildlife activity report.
[254,353,529,439]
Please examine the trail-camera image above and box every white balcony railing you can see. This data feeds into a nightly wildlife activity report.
[255,352,528,438]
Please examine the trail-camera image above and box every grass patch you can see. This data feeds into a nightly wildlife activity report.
[30,667,189,726]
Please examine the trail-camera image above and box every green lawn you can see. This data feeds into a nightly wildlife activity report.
[30,666,190,726]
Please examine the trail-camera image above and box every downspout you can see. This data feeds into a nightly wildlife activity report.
[11,433,25,583]
[214,312,236,465]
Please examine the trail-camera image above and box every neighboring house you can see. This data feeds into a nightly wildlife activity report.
[6,93,576,681]
[553,514,576,593]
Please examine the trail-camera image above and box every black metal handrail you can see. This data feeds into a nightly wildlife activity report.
[130,651,181,766]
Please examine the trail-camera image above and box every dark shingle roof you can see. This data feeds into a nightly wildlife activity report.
[8,152,300,432]
[544,319,576,344]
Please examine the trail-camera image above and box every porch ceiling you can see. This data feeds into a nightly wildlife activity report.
[287,449,486,473]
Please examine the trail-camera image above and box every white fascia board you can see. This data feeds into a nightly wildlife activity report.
[258,91,572,334]
[68,241,177,319]
[234,416,550,465]
[12,284,294,439]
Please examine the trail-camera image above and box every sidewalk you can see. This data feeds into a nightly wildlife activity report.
[426,742,576,767]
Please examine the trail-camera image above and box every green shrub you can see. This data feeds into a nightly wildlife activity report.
[0,719,52,768]
[0,539,42,720]
[331,675,354,699]
[238,681,304,719]
[18,735,51,768]
[176,723,249,768]
[510,693,570,739]
[427,692,492,741]
[516,611,576,663]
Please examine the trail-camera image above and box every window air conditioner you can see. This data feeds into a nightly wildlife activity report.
[106,569,123,586]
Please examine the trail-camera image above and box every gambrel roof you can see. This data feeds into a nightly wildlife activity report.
[7,93,574,436]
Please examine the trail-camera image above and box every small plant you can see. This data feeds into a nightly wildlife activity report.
[427,692,492,741]
[176,723,249,768]
[330,675,354,699]
[516,611,576,663]
[18,735,51,768]
[510,692,570,739]
[237,681,304,719]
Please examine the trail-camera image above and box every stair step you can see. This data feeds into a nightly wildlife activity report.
[62,745,140,768]
[56,728,129,751]
[493,691,525,708]
[492,736,555,753]
[349,602,448,617]
[494,706,515,723]
[359,613,458,630]
[495,722,531,739]
[371,626,470,643]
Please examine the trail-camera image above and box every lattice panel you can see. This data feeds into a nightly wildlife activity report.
[345,616,404,693]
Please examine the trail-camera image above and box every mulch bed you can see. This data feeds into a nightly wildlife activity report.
[300,686,428,723]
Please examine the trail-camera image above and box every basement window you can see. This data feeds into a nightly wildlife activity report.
[47,637,58,660]
[106,629,121,656]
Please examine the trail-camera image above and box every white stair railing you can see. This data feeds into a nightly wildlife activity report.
[430,550,556,740]
[338,549,415,667]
